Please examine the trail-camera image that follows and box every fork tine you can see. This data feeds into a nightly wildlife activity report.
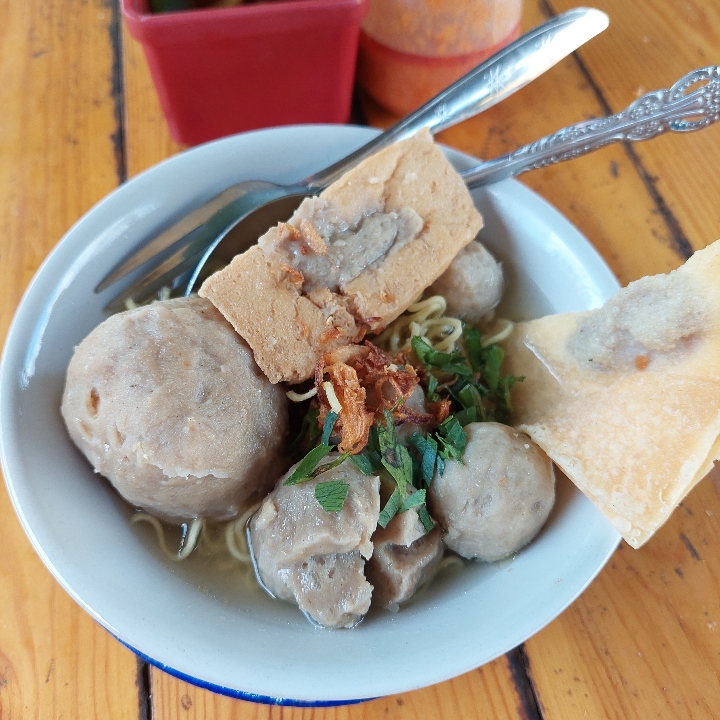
[96,218,207,293]
[103,248,206,314]
[94,183,257,293]
[96,181,283,294]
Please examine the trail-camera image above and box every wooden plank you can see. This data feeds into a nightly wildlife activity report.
[525,471,720,719]
[0,0,125,334]
[122,23,184,179]
[548,0,720,255]
[0,0,144,717]
[150,652,538,719]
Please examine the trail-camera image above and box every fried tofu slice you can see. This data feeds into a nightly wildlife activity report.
[199,129,482,383]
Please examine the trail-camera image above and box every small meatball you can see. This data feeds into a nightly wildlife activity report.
[428,422,554,561]
[249,455,380,628]
[61,297,289,523]
[366,509,443,610]
[429,241,503,324]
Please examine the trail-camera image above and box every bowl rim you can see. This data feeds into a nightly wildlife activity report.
[0,124,622,705]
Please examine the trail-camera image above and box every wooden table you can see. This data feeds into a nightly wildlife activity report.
[2,0,720,717]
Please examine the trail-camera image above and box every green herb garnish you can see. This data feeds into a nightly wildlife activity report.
[495,374,523,419]
[400,488,426,512]
[407,432,438,487]
[314,480,350,512]
[436,415,467,462]
[351,424,383,476]
[454,406,478,427]
[463,326,484,373]
[378,411,413,496]
[425,373,440,402]
[282,318,522,528]
[286,405,320,455]
[378,487,403,528]
[412,325,523,425]
[417,505,436,533]
[411,336,473,377]
[350,453,377,476]
[321,410,339,446]
[283,444,332,486]
[284,447,352,486]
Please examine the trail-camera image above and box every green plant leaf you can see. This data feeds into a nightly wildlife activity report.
[400,488,426,512]
[283,445,332,486]
[378,488,403,528]
[314,481,350,512]
[321,410,339,446]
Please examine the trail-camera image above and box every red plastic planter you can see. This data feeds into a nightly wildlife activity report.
[122,0,368,146]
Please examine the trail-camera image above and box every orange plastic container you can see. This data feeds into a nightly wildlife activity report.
[122,0,368,146]
[357,0,522,116]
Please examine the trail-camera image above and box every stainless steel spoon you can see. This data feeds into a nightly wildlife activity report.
[99,7,609,311]
[181,65,720,292]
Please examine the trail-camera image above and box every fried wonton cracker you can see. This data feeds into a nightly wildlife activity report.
[504,240,720,548]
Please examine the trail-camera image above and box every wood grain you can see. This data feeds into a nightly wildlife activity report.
[3,0,720,717]
[525,470,720,719]
[150,651,539,720]
[548,0,720,255]
[0,0,123,336]
[0,0,145,717]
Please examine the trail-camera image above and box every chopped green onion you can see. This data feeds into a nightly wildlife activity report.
[378,488,403,528]
[400,488,426,512]
[418,505,436,533]
[321,410,339,446]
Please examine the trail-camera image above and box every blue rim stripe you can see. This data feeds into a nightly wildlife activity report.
[116,636,375,707]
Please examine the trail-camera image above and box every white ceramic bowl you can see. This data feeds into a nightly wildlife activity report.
[0,125,621,705]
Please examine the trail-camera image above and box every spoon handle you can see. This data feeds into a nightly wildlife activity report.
[304,7,609,189]
[462,66,720,187]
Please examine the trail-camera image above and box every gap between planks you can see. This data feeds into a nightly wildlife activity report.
[543,0,695,262]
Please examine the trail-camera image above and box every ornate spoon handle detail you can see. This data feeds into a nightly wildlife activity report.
[462,66,720,187]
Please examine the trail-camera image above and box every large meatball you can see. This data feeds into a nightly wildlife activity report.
[61,297,289,522]
[429,241,503,323]
[428,422,555,561]
[249,455,380,629]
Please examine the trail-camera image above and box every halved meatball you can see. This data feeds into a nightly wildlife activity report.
[61,297,288,522]
[366,508,443,610]
[249,455,380,629]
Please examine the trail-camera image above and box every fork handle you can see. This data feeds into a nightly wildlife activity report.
[462,66,720,187]
[303,7,608,190]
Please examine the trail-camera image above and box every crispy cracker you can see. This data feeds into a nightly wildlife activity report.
[504,240,720,547]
